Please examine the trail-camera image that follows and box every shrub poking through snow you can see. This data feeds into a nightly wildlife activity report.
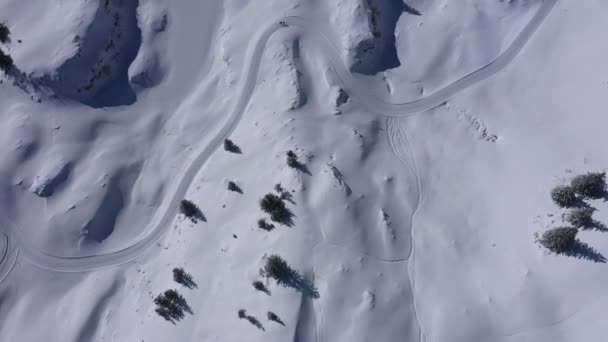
[179,199,198,218]
[160,289,188,307]
[238,309,247,319]
[566,207,595,229]
[267,311,279,321]
[551,185,578,208]
[257,218,275,231]
[263,254,292,281]
[260,193,288,223]
[237,309,265,330]
[286,150,300,168]
[154,289,191,323]
[570,172,606,199]
[539,227,578,254]
[173,268,197,289]
[0,49,13,72]
[267,311,285,325]
[227,181,242,193]
[252,280,270,294]
[246,315,265,330]
[223,139,240,153]
[0,22,9,44]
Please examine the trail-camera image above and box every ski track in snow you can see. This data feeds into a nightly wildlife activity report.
[387,117,426,341]
[0,232,18,285]
[0,2,558,311]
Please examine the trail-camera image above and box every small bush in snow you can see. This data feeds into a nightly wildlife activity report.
[286,150,300,168]
[163,289,188,306]
[252,280,264,290]
[0,23,9,44]
[246,315,265,330]
[252,280,270,294]
[257,218,275,231]
[539,227,578,254]
[267,311,285,325]
[238,309,247,319]
[570,172,606,199]
[173,267,197,289]
[0,49,12,72]
[227,181,241,193]
[237,309,265,330]
[260,193,288,223]
[223,138,240,153]
[179,199,198,218]
[154,289,190,322]
[566,207,595,229]
[550,185,578,208]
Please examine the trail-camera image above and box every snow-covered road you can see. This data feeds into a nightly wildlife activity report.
[1,0,558,280]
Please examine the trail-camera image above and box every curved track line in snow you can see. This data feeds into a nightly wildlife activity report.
[8,0,557,274]
[0,233,7,265]
[0,232,20,285]
[387,117,426,340]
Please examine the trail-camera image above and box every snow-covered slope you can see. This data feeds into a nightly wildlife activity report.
[1,0,607,341]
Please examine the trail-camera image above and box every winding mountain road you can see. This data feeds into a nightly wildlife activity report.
[1,0,557,278]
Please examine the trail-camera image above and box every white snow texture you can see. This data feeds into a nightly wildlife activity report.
[1,0,607,341]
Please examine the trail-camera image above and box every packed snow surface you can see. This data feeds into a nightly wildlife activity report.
[1,0,608,341]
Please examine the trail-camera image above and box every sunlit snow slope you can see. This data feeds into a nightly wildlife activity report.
[1,0,607,341]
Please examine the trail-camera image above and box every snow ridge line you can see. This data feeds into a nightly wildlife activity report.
[2,0,558,276]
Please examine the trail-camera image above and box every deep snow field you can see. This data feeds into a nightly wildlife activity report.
[1,0,607,341]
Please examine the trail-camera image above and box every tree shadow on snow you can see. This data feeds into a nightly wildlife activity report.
[280,190,296,205]
[268,314,286,326]
[274,207,295,228]
[562,240,607,263]
[589,220,608,233]
[229,183,243,194]
[274,269,320,299]
[295,162,311,176]
[246,315,265,331]
[601,190,608,203]
[189,209,207,223]
[403,2,422,16]
[177,276,198,290]
[571,198,594,209]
